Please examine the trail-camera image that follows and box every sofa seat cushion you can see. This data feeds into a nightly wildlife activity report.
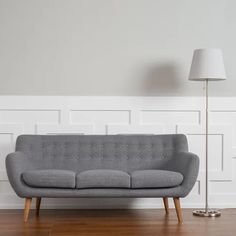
[131,170,183,189]
[22,169,76,188]
[76,169,130,189]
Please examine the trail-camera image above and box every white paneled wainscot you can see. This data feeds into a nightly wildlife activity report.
[0,96,236,209]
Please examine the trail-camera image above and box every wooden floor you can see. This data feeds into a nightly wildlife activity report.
[0,209,235,236]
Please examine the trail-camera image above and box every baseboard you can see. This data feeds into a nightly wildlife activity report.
[0,203,234,210]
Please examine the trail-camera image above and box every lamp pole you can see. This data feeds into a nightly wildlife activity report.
[205,79,209,213]
[192,79,221,217]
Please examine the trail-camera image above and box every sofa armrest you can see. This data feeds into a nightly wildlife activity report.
[164,152,200,197]
[5,152,36,197]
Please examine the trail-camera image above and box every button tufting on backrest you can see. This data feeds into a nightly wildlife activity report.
[15,134,188,172]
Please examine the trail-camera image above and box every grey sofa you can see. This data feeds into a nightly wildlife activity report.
[6,134,199,222]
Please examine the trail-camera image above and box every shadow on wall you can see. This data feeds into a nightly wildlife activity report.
[141,62,183,96]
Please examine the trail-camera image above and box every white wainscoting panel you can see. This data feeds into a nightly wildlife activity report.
[0,96,236,209]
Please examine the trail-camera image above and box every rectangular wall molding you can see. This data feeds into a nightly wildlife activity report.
[1,96,236,209]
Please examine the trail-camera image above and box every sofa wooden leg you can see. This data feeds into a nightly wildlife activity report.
[36,197,41,216]
[24,198,32,223]
[163,197,169,215]
[173,197,183,223]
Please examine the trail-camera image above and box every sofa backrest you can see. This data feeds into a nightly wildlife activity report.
[15,134,188,172]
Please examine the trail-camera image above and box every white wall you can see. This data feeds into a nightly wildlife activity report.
[0,0,235,96]
[1,96,236,209]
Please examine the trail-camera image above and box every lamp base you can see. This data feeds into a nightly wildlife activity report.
[193,209,221,217]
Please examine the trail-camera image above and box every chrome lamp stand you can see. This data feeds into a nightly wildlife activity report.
[192,80,221,217]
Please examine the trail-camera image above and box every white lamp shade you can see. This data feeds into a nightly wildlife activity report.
[189,49,226,81]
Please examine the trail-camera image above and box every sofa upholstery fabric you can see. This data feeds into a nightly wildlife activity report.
[76,169,130,188]
[22,169,76,189]
[14,134,188,172]
[5,134,200,198]
[131,170,183,188]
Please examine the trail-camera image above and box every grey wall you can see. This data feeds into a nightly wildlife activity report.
[0,0,234,96]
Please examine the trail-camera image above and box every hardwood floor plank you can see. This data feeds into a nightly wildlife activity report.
[0,209,235,236]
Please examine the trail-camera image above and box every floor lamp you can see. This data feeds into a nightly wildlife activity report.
[188,48,226,217]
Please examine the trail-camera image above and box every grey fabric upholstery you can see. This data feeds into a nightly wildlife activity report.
[76,170,130,189]
[162,151,200,196]
[5,134,199,198]
[14,134,188,172]
[131,170,183,188]
[22,169,76,189]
